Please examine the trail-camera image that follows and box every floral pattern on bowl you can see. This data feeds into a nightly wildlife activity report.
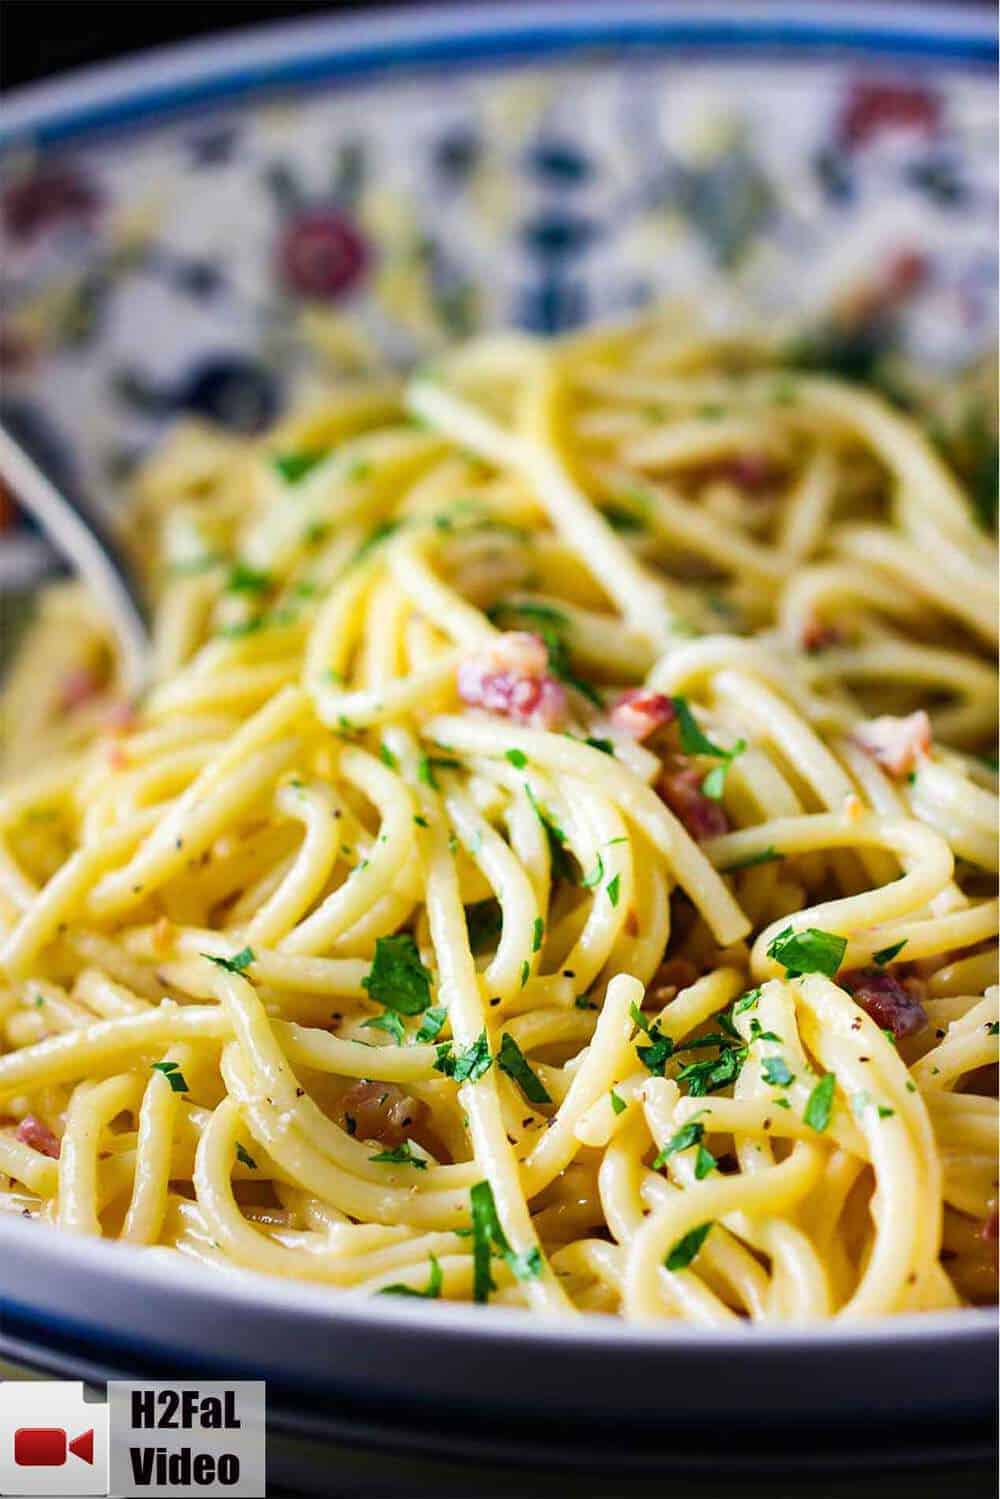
[0,8,996,580]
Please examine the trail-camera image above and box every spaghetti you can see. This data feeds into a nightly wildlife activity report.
[0,313,996,1323]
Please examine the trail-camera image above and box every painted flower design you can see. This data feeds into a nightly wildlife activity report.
[2,162,101,243]
[838,80,940,149]
[277,207,370,300]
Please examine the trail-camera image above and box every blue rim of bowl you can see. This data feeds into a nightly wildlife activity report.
[0,2,996,150]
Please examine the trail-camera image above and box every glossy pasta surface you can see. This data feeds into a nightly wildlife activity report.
[1,315,997,1322]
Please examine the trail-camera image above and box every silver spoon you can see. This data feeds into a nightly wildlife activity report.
[0,422,150,696]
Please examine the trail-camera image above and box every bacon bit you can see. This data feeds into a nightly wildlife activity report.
[337,1079,428,1148]
[610,689,676,742]
[107,744,130,771]
[57,666,103,713]
[657,761,730,842]
[703,452,786,495]
[854,710,932,779]
[15,1115,61,1158]
[457,631,568,730]
[801,617,844,653]
[838,81,940,150]
[103,700,139,735]
[840,968,928,1039]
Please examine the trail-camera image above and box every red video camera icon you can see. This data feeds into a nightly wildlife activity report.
[13,1427,95,1467]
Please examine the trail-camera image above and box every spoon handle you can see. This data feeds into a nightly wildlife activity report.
[0,424,150,696]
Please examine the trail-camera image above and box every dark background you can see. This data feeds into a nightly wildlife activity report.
[0,2,408,91]
[3,1,995,93]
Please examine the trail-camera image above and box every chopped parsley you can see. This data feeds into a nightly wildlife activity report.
[606,873,621,907]
[721,846,782,872]
[872,940,907,967]
[497,1033,551,1104]
[377,1255,442,1299]
[767,926,846,979]
[609,1089,627,1116]
[676,1044,745,1097]
[760,1056,794,1088]
[273,448,328,484]
[505,748,528,769]
[585,736,615,756]
[694,1144,717,1179]
[204,946,255,975]
[581,853,605,890]
[630,1004,674,1077]
[378,742,399,770]
[226,562,272,595]
[418,753,461,789]
[652,1121,704,1168]
[151,1060,188,1093]
[532,917,544,953]
[362,934,433,1015]
[469,1180,542,1303]
[369,1141,427,1170]
[361,1009,407,1044]
[235,1142,258,1170]
[436,1030,492,1083]
[664,1221,714,1272]
[670,697,732,760]
[525,785,579,884]
[415,1006,448,1043]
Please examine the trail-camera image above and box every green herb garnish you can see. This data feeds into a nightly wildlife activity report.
[767,926,846,979]
[377,1255,442,1299]
[804,1073,837,1132]
[362,934,432,1015]
[204,946,255,975]
[497,1033,551,1105]
[664,1221,714,1272]
[273,448,328,484]
[370,1141,427,1169]
[151,1060,189,1093]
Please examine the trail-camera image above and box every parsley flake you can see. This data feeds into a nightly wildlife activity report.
[497,1033,551,1105]
[767,926,846,979]
[369,1141,427,1169]
[805,1072,838,1133]
[377,1255,442,1299]
[151,1061,189,1093]
[664,1221,714,1271]
[363,934,432,1015]
[204,946,255,975]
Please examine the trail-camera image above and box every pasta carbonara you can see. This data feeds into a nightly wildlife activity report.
[1,313,997,1323]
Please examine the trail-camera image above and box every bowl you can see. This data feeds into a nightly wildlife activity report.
[1,3,997,1484]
